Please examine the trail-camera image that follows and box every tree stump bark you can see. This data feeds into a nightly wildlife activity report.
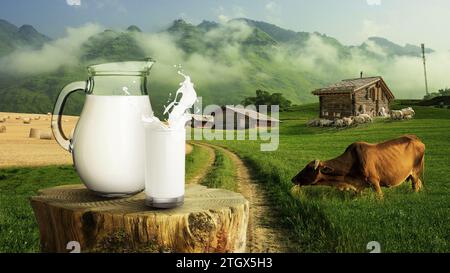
[30,184,249,253]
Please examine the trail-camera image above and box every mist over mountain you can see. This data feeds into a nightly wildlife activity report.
[0,19,50,56]
[0,18,446,114]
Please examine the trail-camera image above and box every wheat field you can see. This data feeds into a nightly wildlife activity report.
[0,112,78,168]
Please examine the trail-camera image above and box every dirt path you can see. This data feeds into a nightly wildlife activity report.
[187,143,216,184]
[197,143,289,253]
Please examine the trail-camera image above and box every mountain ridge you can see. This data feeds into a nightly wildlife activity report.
[0,19,50,56]
[0,18,438,114]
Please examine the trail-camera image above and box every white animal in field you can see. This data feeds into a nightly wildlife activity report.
[358,113,373,123]
[353,115,366,124]
[342,117,354,126]
[391,110,404,120]
[379,107,389,117]
[319,119,333,127]
[392,111,403,120]
[401,107,415,117]
[307,119,320,127]
[333,119,344,127]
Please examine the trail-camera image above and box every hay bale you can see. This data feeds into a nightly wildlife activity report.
[0,117,5,123]
[0,126,6,133]
[16,116,21,120]
[23,118,31,124]
[34,116,41,120]
[40,131,54,140]
[29,128,41,138]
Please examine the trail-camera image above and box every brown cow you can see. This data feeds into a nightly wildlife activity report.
[291,135,425,197]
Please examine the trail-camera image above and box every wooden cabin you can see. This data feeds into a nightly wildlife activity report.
[312,76,395,118]
[213,106,280,130]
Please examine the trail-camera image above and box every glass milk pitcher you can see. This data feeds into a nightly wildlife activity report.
[51,60,154,197]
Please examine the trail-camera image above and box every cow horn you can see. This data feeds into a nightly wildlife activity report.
[314,160,321,170]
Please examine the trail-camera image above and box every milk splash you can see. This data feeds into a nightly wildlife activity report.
[142,71,197,130]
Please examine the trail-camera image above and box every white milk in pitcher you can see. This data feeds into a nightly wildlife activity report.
[142,72,197,208]
[72,95,152,196]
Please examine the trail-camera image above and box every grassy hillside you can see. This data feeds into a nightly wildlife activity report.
[209,103,450,252]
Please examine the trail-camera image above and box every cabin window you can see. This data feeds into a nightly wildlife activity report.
[365,88,369,99]
[359,104,367,114]
[323,111,329,117]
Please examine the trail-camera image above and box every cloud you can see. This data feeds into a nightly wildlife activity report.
[133,21,252,87]
[218,14,229,23]
[66,0,81,6]
[282,34,450,99]
[264,1,282,26]
[0,23,102,74]
[214,5,246,23]
[366,0,381,6]
[361,19,385,38]
[91,0,127,13]
[265,1,278,12]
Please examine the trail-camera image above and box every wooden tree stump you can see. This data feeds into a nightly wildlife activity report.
[30,184,249,253]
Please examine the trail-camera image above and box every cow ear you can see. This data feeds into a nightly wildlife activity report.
[320,166,334,175]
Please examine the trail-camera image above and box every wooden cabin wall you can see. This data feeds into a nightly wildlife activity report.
[319,94,353,118]
[354,83,390,116]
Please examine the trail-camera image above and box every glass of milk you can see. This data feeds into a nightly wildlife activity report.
[143,126,185,208]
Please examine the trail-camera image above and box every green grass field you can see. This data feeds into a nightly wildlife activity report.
[208,103,450,253]
[0,166,81,252]
[185,144,212,183]
[1,103,449,253]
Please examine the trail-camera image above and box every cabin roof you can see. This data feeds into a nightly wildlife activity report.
[191,114,214,122]
[312,76,395,99]
[224,106,280,122]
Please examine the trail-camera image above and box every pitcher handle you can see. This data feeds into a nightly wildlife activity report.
[51,81,88,152]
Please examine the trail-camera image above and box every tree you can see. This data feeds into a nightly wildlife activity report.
[423,88,450,100]
[242,89,292,111]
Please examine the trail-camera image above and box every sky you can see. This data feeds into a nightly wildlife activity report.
[1,0,450,51]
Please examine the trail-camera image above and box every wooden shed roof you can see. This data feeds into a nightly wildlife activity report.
[191,114,214,122]
[312,76,395,99]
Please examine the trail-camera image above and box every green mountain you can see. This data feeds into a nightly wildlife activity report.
[0,18,438,114]
[0,19,50,56]
[233,18,305,43]
[81,29,145,62]
[360,36,434,57]
[197,20,219,32]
